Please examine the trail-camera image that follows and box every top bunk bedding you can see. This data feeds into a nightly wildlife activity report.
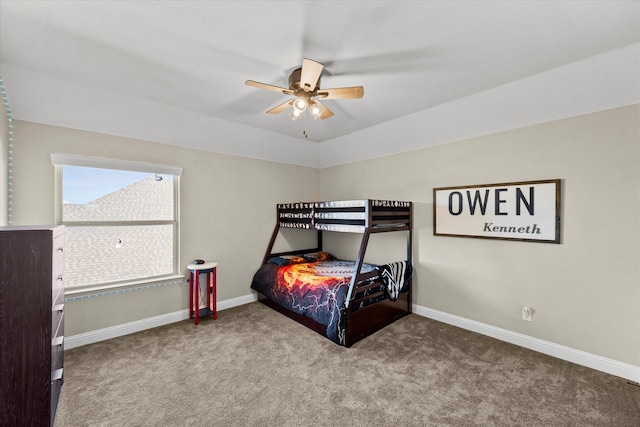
[277,199,411,233]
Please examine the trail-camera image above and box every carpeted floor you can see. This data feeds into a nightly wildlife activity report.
[55,302,640,426]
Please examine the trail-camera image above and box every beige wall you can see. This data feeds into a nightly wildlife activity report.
[9,105,640,368]
[10,121,319,335]
[319,104,640,366]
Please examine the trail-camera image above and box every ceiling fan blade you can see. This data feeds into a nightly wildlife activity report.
[316,86,364,99]
[312,99,334,120]
[266,100,294,114]
[245,80,294,95]
[300,58,323,92]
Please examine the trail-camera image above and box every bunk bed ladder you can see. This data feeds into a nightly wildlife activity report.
[344,228,371,308]
[262,222,281,264]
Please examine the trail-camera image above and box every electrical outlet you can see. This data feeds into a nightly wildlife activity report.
[522,306,533,321]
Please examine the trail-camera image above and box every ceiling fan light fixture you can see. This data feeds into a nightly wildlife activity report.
[289,109,302,121]
[309,103,321,117]
[292,98,307,112]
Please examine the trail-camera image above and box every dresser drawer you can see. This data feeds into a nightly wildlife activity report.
[52,231,65,268]
[51,368,64,426]
[52,258,65,299]
[52,301,64,335]
[53,277,64,306]
[51,333,64,372]
[52,231,65,299]
[52,308,64,369]
[51,343,64,374]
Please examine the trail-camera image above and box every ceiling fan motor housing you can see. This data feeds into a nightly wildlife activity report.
[288,68,319,95]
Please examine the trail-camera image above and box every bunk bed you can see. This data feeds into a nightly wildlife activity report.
[250,199,413,347]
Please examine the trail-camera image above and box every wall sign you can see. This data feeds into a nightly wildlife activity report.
[433,179,561,243]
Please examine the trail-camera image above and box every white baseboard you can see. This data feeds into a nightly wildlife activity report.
[64,293,258,350]
[413,304,640,383]
[65,295,638,383]
[218,293,257,311]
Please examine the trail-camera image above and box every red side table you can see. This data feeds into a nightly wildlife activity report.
[187,261,218,325]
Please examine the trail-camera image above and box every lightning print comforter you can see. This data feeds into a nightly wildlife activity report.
[250,257,377,343]
[251,251,413,344]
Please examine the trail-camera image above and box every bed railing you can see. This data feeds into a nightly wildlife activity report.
[278,199,411,233]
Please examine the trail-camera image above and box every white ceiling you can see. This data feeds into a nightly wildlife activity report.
[1,1,639,167]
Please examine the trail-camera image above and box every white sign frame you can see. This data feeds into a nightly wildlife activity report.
[433,179,561,244]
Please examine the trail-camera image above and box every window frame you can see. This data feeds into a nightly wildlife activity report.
[51,154,182,296]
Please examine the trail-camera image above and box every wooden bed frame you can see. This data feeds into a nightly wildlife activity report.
[256,199,412,347]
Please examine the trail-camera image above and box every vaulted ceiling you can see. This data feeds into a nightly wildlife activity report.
[1,1,638,167]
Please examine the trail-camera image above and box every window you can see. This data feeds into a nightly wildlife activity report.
[52,154,181,291]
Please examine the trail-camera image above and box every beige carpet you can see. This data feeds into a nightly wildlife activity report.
[56,302,640,426]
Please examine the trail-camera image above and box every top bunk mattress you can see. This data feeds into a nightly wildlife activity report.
[277,199,412,233]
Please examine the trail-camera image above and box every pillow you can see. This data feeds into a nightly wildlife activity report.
[302,251,334,262]
[267,255,307,266]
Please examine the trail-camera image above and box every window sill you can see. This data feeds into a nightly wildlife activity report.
[64,274,186,300]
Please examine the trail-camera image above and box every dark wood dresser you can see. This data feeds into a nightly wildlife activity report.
[0,225,65,426]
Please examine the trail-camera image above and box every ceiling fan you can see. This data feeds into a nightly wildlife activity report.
[245,58,364,121]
